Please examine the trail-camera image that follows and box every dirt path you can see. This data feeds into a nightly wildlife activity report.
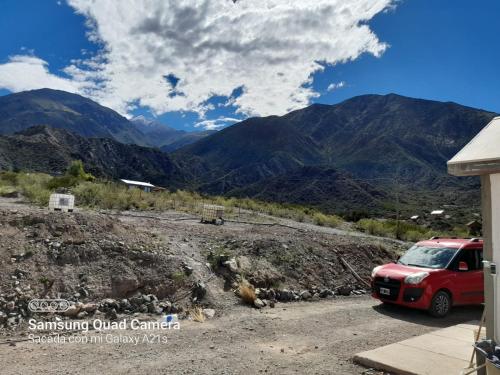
[1,297,482,375]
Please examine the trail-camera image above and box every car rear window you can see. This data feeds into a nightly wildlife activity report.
[398,245,459,269]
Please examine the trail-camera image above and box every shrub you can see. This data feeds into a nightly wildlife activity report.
[313,212,342,227]
[16,173,52,205]
[189,307,205,323]
[66,160,94,181]
[0,171,18,185]
[238,282,256,305]
[0,185,18,197]
[171,270,187,284]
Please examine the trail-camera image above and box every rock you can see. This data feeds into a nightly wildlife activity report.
[254,298,265,309]
[76,311,88,319]
[170,304,182,314]
[300,291,312,300]
[159,301,172,313]
[182,264,194,276]
[269,301,275,308]
[0,311,7,323]
[223,258,239,273]
[101,298,119,311]
[192,281,207,302]
[319,289,333,298]
[147,294,158,302]
[139,304,148,313]
[64,304,81,317]
[337,285,353,296]
[107,308,118,320]
[119,299,132,311]
[311,293,320,301]
[6,301,15,311]
[277,289,294,302]
[129,296,143,306]
[78,287,89,298]
[236,256,252,272]
[81,303,97,313]
[146,302,158,313]
[203,308,216,319]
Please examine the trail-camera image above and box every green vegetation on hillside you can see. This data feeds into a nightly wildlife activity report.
[0,167,343,228]
[0,162,471,239]
[356,218,468,242]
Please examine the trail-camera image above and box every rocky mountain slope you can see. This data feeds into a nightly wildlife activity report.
[0,126,184,187]
[0,89,213,150]
[174,94,496,214]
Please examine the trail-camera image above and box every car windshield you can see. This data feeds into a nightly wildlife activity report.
[398,245,459,269]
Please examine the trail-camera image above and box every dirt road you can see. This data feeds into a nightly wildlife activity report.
[1,296,481,375]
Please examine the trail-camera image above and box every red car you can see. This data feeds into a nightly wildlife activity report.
[371,237,484,317]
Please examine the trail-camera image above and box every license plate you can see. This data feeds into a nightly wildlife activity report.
[379,287,390,296]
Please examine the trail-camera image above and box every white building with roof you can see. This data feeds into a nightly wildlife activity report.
[448,116,500,345]
[120,179,155,192]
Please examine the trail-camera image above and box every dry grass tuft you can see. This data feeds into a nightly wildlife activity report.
[238,282,256,305]
[189,306,205,323]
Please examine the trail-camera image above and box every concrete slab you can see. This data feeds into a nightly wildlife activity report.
[354,323,479,375]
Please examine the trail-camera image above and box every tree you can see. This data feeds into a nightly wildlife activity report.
[66,160,94,181]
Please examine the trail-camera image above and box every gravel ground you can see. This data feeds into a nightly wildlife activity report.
[0,198,483,374]
[0,296,482,375]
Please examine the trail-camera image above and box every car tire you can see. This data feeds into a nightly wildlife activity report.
[429,291,451,317]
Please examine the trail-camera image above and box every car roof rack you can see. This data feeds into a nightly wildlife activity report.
[430,236,440,240]
[470,238,481,242]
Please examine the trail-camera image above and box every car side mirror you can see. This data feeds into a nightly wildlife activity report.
[458,261,469,272]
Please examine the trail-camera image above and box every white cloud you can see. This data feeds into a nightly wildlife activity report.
[194,117,241,130]
[0,55,80,93]
[327,81,346,92]
[0,0,394,118]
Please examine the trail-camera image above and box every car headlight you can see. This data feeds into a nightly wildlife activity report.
[371,265,382,278]
[404,272,429,285]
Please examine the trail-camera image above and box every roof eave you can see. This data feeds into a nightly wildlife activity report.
[447,160,500,176]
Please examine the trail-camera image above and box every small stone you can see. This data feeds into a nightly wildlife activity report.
[203,309,216,319]
[254,298,265,309]
[81,303,97,313]
[76,311,88,319]
[191,281,207,302]
[300,291,312,300]
[223,258,239,273]
[64,304,81,317]
[6,301,15,311]
[108,308,118,320]
[337,285,353,296]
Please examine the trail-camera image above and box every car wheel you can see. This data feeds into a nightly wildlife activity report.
[429,291,451,317]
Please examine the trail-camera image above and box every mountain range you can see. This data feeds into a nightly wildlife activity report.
[172,94,495,214]
[0,88,497,217]
[0,125,184,188]
[0,89,211,150]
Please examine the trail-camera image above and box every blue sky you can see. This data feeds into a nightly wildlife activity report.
[0,0,499,131]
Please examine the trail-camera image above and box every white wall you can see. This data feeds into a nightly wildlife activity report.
[490,173,500,341]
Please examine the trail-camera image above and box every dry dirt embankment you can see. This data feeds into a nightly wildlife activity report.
[0,196,402,332]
